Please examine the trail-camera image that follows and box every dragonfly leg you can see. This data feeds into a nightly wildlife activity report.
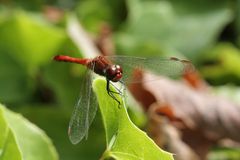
[119,80,126,95]
[106,79,121,108]
[109,81,124,96]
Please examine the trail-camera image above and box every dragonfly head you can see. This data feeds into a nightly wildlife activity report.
[105,64,123,82]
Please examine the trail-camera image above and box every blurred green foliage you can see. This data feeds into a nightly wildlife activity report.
[0,10,66,104]
[115,0,233,59]
[208,147,240,160]
[200,43,240,85]
[0,0,240,159]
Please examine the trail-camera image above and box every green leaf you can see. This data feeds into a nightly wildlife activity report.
[0,105,22,160]
[92,78,173,160]
[209,147,240,160]
[0,10,66,104]
[115,0,233,59]
[0,104,58,160]
[0,53,32,104]
[17,105,105,160]
[0,10,66,74]
[76,0,126,32]
[199,43,240,84]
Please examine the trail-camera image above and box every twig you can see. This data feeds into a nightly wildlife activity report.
[67,15,100,57]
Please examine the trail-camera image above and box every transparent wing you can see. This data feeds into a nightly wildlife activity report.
[68,67,98,144]
[106,56,194,83]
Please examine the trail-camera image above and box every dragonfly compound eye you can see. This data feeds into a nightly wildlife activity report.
[106,65,123,82]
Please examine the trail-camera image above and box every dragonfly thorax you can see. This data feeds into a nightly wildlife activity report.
[105,64,123,82]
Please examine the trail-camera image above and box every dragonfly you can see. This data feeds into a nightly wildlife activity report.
[53,55,194,144]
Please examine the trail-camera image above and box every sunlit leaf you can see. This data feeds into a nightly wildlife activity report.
[0,104,58,160]
[92,78,173,160]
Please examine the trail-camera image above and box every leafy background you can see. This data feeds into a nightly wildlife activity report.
[0,0,240,159]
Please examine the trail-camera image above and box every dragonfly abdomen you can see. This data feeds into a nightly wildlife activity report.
[54,55,90,65]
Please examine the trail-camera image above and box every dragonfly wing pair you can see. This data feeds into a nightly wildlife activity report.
[107,56,194,83]
[68,68,98,144]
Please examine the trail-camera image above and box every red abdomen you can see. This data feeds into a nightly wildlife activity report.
[53,55,90,65]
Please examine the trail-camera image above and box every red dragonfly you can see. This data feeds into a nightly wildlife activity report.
[53,55,194,144]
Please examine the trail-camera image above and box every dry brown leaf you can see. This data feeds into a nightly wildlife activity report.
[143,73,240,141]
[128,71,240,159]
